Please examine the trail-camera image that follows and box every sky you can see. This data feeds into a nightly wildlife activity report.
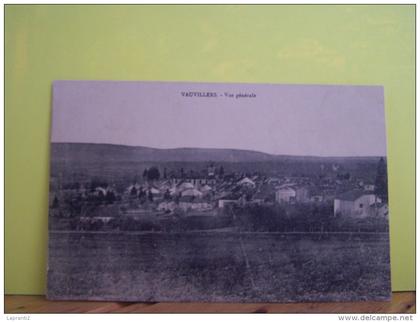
[51,80,387,157]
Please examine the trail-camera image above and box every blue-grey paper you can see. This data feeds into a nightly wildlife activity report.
[48,81,391,302]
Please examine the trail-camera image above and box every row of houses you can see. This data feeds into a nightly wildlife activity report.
[58,163,387,219]
[333,190,388,217]
[274,184,387,217]
[215,179,388,218]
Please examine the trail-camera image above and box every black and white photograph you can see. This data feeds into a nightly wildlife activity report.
[47,81,391,303]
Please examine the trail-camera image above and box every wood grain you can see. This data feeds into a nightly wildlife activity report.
[4,292,415,313]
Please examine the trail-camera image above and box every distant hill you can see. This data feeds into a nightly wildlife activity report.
[50,142,383,163]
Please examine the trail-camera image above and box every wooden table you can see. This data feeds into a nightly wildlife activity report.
[4,292,415,313]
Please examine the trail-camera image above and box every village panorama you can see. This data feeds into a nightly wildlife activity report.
[47,142,390,302]
[49,143,389,233]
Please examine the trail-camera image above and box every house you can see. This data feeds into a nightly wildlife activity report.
[93,186,117,198]
[368,203,389,217]
[158,180,173,191]
[306,186,323,202]
[200,185,213,197]
[169,167,217,187]
[200,184,212,193]
[218,194,242,208]
[295,186,310,203]
[157,201,177,212]
[126,183,141,194]
[179,196,212,212]
[145,187,161,199]
[177,181,195,191]
[149,187,161,195]
[358,180,375,192]
[267,177,281,185]
[94,187,108,197]
[163,186,178,196]
[237,177,256,188]
[310,195,324,202]
[251,191,267,205]
[181,188,203,197]
[334,190,380,217]
[252,184,276,204]
[364,184,375,192]
[275,186,296,203]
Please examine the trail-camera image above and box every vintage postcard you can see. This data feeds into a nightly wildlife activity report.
[47,81,390,302]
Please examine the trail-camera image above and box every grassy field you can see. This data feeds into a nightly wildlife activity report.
[47,231,390,302]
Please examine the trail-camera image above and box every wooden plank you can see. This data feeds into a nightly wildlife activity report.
[4,295,132,313]
[4,292,415,314]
